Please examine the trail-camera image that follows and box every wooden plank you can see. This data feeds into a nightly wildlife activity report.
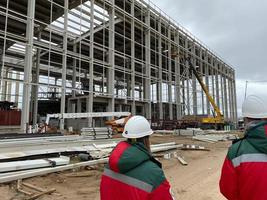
[22,182,45,192]
[27,188,56,200]
[176,156,188,165]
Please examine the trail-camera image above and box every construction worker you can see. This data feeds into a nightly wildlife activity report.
[100,115,175,200]
[220,94,267,200]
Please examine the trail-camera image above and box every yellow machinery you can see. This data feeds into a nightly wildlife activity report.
[185,56,225,126]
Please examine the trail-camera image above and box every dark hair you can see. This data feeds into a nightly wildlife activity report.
[128,136,151,152]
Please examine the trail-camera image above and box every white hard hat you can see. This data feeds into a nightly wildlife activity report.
[122,115,153,139]
[242,94,267,119]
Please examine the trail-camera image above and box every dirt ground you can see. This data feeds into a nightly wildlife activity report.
[0,135,230,200]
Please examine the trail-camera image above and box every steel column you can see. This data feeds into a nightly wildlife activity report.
[192,45,197,115]
[60,0,68,131]
[158,17,163,120]
[32,32,41,125]
[144,8,151,120]
[87,0,94,127]
[130,0,136,115]
[175,32,181,119]
[107,0,115,113]
[21,0,36,131]
[168,29,173,120]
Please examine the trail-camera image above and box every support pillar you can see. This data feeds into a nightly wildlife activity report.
[175,32,181,119]
[215,63,220,110]
[15,72,20,105]
[144,9,151,120]
[32,32,41,125]
[205,53,211,115]
[158,18,163,120]
[185,39,190,115]
[72,44,77,98]
[107,0,115,113]
[1,68,8,101]
[233,76,238,126]
[200,51,205,115]
[6,71,12,102]
[220,65,225,118]
[60,0,68,131]
[131,0,136,115]
[228,78,233,121]
[87,0,94,126]
[21,0,36,131]
[223,69,229,120]
[77,99,82,113]
[168,29,173,120]
[192,45,197,115]
[211,60,215,111]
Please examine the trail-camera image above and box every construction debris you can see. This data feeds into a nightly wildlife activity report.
[80,127,112,139]
[0,156,70,173]
[154,128,205,136]
[0,158,109,184]
[193,134,239,143]
[181,144,210,151]
[0,139,180,184]
[173,153,188,166]
[176,156,188,166]
[0,136,122,160]
[17,180,56,200]
[163,153,171,160]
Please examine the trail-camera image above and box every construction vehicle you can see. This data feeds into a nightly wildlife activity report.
[105,115,131,134]
[45,112,131,134]
[185,56,225,128]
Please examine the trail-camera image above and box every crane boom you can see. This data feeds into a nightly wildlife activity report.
[186,57,224,124]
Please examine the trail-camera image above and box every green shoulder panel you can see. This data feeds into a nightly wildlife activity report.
[117,145,149,173]
[125,160,166,190]
[227,139,260,160]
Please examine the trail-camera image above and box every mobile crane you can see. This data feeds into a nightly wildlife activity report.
[185,56,225,128]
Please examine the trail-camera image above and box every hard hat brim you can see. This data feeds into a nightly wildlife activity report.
[122,130,153,139]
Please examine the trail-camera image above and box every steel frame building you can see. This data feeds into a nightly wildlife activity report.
[0,0,237,131]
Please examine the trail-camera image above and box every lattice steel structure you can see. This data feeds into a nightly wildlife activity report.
[0,0,237,131]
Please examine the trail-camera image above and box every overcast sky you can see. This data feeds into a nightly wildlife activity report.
[151,0,267,116]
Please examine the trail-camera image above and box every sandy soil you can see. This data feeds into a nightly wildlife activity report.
[0,135,229,200]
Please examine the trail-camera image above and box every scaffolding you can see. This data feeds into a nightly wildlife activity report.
[0,0,238,131]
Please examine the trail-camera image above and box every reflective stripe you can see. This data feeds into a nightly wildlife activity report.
[232,153,267,167]
[104,168,153,193]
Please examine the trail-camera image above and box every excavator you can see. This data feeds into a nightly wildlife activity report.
[185,56,225,128]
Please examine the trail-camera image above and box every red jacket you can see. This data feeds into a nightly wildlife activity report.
[100,141,174,200]
[220,121,267,200]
